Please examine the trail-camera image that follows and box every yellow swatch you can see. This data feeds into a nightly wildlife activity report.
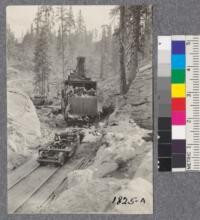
[171,84,185,97]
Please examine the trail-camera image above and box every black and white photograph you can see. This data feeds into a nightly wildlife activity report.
[7,5,153,214]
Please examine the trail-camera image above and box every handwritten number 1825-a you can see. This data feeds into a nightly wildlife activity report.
[112,196,145,205]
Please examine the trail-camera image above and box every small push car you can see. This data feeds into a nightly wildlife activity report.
[37,130,84,166]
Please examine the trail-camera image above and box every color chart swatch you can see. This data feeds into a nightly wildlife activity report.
[158,36,200,172]
[171,36,186,172]
[158,36,172,171]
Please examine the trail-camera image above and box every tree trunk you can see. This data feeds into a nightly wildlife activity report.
[100,54,105,79]
[144,6,152,60]
[100,38,105,79]
[100,25,107,79]
[61,7,65,81]
[119,5,127,95]
[127,6,140,87]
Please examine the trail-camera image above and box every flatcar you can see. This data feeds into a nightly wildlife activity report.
[37,130,83,166]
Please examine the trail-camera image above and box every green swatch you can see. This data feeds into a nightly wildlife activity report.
[171,69,185,83]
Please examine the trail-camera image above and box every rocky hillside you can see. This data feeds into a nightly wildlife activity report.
[7,89,41,171]
[98,63,152,129]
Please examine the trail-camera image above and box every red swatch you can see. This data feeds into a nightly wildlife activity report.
[172,98,185,111]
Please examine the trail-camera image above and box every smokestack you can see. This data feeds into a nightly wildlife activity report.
[76,56,86,78]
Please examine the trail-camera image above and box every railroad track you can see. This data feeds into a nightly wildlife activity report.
[8,164,40,190]
[8,152,94,214]
[8,165,59,213]
[37,153,94,212]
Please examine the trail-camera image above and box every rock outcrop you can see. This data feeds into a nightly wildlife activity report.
[7,89,41,170]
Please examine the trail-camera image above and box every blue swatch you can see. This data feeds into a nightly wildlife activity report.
[172,41,185,54]
[172,55,185,69]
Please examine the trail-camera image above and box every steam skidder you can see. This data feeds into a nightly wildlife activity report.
[61,57,98,124]
[37,130,84,166]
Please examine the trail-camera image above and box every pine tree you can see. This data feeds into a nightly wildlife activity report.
[119,6,127,94]
[100,25,107,79]
[33,6,54,97]
[67,6,75,67]
[68,6,75,32]
[126,6,141,85]
[115,5,143,94]
[107,25,113,58]
[93,28,98,41]
[6,24,17,60]
[99,25,112,79]
[143,6,152,60]
[21,28,35,69]
[56,6,75,79]
[76,10,86,43]
[56,26,62,55]
[111,28,120,75]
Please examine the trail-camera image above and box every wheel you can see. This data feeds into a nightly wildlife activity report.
[58,152,65,166]
[38,161,45,166]
[79,133,84,143]
[68,144,78,158]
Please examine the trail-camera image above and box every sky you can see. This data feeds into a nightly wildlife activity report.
[7,5,117,40]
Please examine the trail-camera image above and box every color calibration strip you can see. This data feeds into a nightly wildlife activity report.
[158,36,172,171]
[171,36,186,172]
[158,36,200,172]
